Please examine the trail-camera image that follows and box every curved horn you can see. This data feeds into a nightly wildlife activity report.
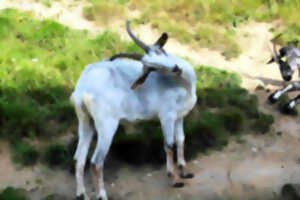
[126,21,150,53]
[110,53,143,61]
[266,41,279,64]
[272,41,279,57]
[154,32,168,48]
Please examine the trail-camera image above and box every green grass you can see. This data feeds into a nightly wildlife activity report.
[82,6,95,21]
[83,0,300,57]
[43,143,73,167]
[193,25,240,59]
[195,66,259,118]
[217,107,246,133]
[9,139,39,166]
[83,0,125,24]
[252,112,274,134]
[0,187,30,200]
[84,0,243,59]
[266,1,300,46]
[42,194,67,200]
[9,140,76,169]
[0,8,142,139]
[35,0,52,7]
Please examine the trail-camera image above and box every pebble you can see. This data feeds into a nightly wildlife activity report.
[251,147,258,152]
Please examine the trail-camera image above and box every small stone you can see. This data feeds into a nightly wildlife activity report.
[193,160,199,164]
[251,147,258,152]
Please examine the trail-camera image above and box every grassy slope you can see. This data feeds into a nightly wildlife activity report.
[84,0,300,58]
[0,9,273,167]
[0,8,142,138]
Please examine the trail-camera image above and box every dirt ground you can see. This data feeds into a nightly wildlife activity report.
[1,1,300,200]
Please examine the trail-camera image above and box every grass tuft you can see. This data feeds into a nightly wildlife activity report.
[35,0,52,7]
[44,143,73,167]
[217,107,245,133]
[252,112,274,134]
[82,6,95,21]
[82,1,125,24]
[0,187,29,200]
[10,139,39,166]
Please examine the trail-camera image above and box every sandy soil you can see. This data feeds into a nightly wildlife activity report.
[1,1,300,200]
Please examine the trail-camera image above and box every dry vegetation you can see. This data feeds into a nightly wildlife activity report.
[83,0,300,59]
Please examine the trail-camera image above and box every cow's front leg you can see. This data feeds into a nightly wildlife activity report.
[281,94,300,113]
[160,115,184,188]
[268,83,297,104]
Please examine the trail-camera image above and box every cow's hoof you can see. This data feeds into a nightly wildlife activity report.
[173,182,184,188]
[75,194,84,200]
[268,92,278,104]
[180,173,194,179]
[280,102,294,114]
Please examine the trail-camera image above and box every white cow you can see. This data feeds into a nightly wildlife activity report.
[71,21,197,200]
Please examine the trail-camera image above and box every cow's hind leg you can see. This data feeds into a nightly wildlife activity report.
[74,104,94,200]
[91,117,119,200]
[175,118,194,179]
